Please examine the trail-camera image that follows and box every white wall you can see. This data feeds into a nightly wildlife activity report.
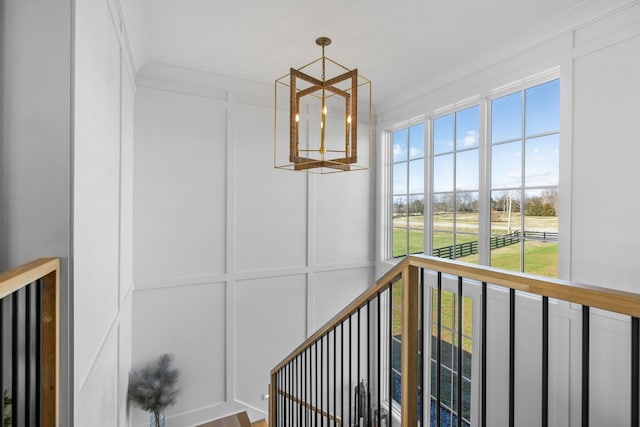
[74,0,136,425]
[132,63,375,426]
[0,0,73,424]
[376,2,640,426]
[568,5,640,426]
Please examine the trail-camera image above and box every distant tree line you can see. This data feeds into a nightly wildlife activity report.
[393,188,558,218]
[393,198,424,217]
[491,189,558,217]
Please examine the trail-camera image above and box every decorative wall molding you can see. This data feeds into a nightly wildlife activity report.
[133,58,375,425]
[572,2,640,58]
[133,262,376,292]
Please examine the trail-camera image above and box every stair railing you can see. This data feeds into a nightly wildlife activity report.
[0,258,60,427]
[270,254,640,427]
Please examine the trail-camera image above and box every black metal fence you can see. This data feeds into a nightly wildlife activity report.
[432,230,558,260]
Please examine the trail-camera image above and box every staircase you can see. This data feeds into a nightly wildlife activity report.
[270,255,640,426]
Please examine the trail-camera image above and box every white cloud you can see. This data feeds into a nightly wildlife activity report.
[464,130,478,147]
[393,144,406,158]
[409,147,422,157]
[463,130,478,147]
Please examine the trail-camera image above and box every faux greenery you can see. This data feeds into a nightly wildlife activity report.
[3,389,11,426]
[128,354,179,427]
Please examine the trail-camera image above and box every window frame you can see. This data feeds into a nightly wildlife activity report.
[430,102,482,264]
[389,120,427,259]
[383,69,562,427]
[488,79,561,276]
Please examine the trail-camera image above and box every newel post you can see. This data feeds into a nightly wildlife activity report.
[269,372,277,427]
[42,264,59,427]
[401,263,420,425]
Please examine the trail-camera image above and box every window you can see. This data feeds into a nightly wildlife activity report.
[392,124,425,258]
[431,289,473,427]
[386,74,560,426]
[432,106,480,263]
[490,79,560,277]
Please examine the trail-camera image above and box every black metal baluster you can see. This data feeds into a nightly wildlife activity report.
[457,277,463,427]
[299,354,302,427]
[357,308,361,424]
[509,288,515,427]
[0,298,4,408]
[301,351,305,427]
[481,282,487,427]
[542,296,549,427]
[388,287,393,427]
[326,332,330,427]
[12,290,20,427]
[349,315,352,427]
[582,306,590,427]
[333,328,337,427]
[325,333,331,427]
[341,321,344,427]
[36,280,42,426]
[288,361,292,427]
[313,341,320,426]
[437,272,442,427]
[377,293,382,427]
[419,270,424,427]
[304,349,307,427]
[297,356,300,427]
[26,284,32,427]
[304,347,313,425]
[367,300,371,427]
[632,316,639,427]
[321,337,324,427]
[269,371,281,426]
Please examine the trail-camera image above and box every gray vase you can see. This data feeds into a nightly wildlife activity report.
[150,412,165,427]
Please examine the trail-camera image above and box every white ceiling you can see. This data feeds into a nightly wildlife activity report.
[132,0,620,105]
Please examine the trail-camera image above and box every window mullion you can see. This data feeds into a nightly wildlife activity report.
[405,131,410,256]
[520,89,526,273]
[478,98,490,266]
[425,120,432,256]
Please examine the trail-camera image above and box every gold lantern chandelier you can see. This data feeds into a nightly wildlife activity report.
[274,37,371,173]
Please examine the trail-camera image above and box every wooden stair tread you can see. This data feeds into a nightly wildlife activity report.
[195,411,266,427]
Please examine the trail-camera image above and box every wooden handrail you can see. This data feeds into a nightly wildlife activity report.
[271,254,640,426]
[409,255,640,317]
[272,266,401,375]
[0,257,59,299]
[273,254,640,375]
[0,257,60,427]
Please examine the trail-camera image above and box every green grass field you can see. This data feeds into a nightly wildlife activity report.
[391,213,558,357]
[393,214,558,278]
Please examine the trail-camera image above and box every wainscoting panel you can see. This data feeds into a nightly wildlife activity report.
[232,102,309,273]
[234,274,308,412]
[131,282,227,426]
[134,87,227,283]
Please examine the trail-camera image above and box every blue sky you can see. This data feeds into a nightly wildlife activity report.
[393,79,560,199]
